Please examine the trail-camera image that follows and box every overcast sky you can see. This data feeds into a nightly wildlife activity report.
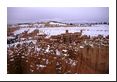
[7,7,109,24]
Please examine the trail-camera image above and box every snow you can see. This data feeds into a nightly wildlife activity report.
[62,49,67,52]
[89,44,94,47]
[46,59,49,64]
[36,64,46,68]
[19,24,29,27]
[8,40,37,47]
[13,28,37,35]
[72,62,76,66]
[20,38,26,41]
[36,47,41,52]
[14,28,29,35]
[56,49,61,56]
[21,56,25,58]
[10,58,14,61]
[27,28,37,33]
[39,65,45,67]
[64,54,68,56]
[39,24,108,36]
[80,46,84,48]
[49,22,66,26]
[7,36,15,39]
[13,24,109,37]
[45,46,50,53]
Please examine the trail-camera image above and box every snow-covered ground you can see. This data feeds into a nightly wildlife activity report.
[13,24,109,37]
[7,40,37,48]
[14,28,29,35]
[39,25,109,37]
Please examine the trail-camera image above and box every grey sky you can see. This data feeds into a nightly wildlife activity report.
[7,7,109,24]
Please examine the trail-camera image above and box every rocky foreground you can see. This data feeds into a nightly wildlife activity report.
[7,28,109,74]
